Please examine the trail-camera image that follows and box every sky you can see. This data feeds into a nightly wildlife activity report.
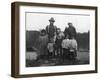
[26,12,90,33]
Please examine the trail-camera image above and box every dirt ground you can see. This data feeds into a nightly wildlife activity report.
[26,51,89,67]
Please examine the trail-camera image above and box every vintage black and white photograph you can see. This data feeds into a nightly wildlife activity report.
[11,2,97,77]
[26,12,90,67]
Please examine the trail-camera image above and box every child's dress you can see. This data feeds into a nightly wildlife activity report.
[69,39,77,51]
[69,39,78,58]
[62,38,77,51]
[38,35,48,56]
[62,38,70,57]
[62,39,70,49]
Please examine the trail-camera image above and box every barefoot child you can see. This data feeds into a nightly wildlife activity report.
[61,35,70,59]
[55,28,64,56]
[47,38,55,59]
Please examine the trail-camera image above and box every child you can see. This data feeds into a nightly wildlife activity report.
[55,28,64,56]
[69,37,78,59]
[38,29,48,60]
[61,35,70,58]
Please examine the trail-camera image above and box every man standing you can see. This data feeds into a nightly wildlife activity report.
[64,22,77,39]
[46,17,57,42]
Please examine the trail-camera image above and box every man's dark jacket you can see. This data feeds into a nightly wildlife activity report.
[64,26,77,39]
[46,25,57,38]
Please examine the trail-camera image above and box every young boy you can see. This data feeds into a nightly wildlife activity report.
[55,28,64,56]
[47,38,55,59]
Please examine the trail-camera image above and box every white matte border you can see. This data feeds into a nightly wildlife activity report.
[19,6,95,75]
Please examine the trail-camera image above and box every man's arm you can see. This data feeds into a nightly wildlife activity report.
[64,27,68,36]
[54,26,57,34]
[73,27,77,38]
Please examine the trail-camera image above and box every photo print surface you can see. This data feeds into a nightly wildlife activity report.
[25,12,90,67]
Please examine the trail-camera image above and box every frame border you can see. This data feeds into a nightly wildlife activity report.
[11,2,98,78]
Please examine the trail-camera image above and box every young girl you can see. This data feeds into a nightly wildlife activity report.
[69,37,78,59]
[61,35,70,58]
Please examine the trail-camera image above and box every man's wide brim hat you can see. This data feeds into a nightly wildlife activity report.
[68,22,72,25]
[49,17,55,22]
